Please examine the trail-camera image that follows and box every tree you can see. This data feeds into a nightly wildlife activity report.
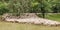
[7,0,32,16]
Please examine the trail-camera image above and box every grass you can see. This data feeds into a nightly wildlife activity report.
[46,13,60,21]
[37,13,60,21]
[0,21,60,30]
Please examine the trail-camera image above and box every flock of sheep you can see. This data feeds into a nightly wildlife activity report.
[5,18,60,26]
[2,13,60,26]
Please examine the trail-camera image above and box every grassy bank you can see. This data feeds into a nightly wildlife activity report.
[0,21,60,30]
[37,13,60,21]
[45,13,60,21]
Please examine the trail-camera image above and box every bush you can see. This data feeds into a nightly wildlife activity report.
[0,8,9,15]
[0,2,9,15]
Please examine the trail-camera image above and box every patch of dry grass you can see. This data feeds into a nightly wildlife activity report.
[0,21,60,30]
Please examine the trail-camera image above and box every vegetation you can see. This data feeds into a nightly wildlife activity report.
[0,0,60,21]
[0,0,60,20]
[46,13,60,21]
[0,0,60,17]
[0,0,60,30]
[0,21,60,30]
[37,13,60,21]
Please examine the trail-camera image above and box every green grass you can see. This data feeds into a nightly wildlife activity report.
[37,13,60,21]
[46,14,60,21]
[0,21,60,30]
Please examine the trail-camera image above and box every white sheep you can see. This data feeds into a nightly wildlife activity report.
[33,20,43,25]
[5,18,16,23]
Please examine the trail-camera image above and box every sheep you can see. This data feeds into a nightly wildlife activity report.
[5,18,16,23]
[16,19,26,23]
[5,17,60,26]
[54,21,60,26]
[16,19,32,24]
[43,20,60,26]
[41,19,59,26]
[33,19,43,25]
[48,22,57,26]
